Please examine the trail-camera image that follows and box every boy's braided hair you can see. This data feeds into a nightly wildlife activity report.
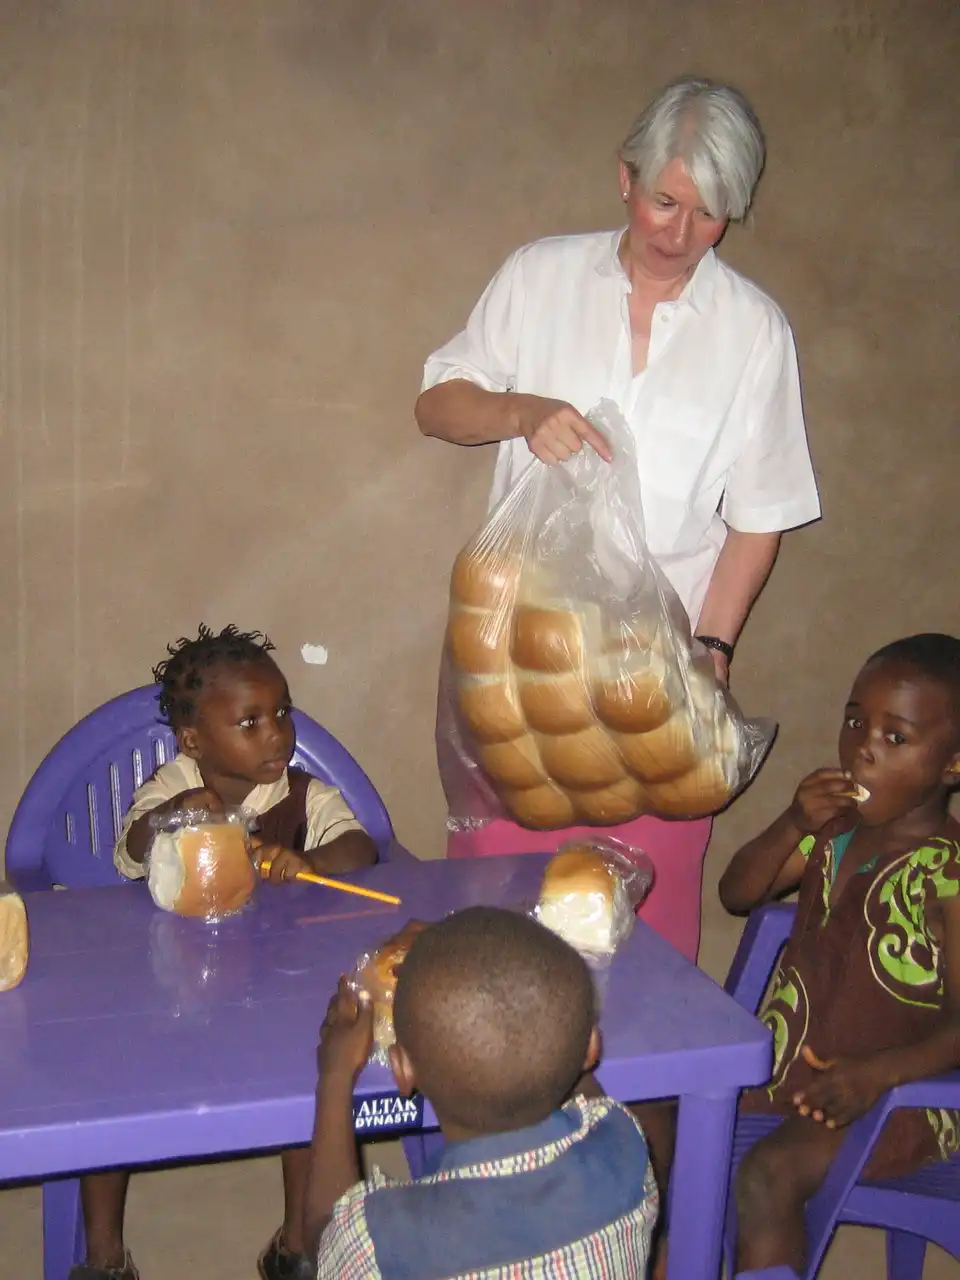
[153,624,277,728]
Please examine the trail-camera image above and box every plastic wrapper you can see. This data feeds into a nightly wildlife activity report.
[147,805,257,921]
[0,881,28,992]
[438,398,776,832]
[532,838,653,964]
[347,920,428,1066]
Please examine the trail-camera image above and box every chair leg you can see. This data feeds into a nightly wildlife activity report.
[885,1229,926,1280]
[43,1177,85,1280]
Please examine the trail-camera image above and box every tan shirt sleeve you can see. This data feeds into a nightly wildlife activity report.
[304,779,366,849]
[114,756,204,880]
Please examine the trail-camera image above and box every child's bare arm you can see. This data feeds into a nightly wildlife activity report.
[123,787,223,865]
[305,981,372,1260]
[794,894,960,1129]
[306,830,378,875]
[719,768,857,915]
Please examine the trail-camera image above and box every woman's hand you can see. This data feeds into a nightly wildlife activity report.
[513,395,612,465]
[792,1045,891,1128]
[788,768,858,836]
[710,649,730,685]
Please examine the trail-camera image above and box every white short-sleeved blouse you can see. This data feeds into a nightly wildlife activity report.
[422,229,821,622]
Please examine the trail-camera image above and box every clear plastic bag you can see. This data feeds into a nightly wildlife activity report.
[347,920,428,1066]
[147,805,257,921]
[438,399,776,832]
[0,881,28,992]
[532,838,654,963]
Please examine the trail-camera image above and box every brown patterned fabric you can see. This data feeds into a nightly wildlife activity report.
[741,831,960,1178]
[254,767,312,851]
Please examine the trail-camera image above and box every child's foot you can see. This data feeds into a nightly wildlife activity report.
[257,1228,314,1280]
[69,1253,139,1280]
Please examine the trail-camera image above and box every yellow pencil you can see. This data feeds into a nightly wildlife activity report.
[259,858,401,906]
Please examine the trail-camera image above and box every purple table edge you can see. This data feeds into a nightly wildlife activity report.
[0,855,771,1280]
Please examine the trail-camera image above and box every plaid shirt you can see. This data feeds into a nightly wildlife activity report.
[317,1096,657,1280]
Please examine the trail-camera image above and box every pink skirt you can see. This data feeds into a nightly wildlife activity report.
[447,814,712,963]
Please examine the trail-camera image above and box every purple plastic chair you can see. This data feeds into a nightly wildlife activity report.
[724,903,960,1279]
[3,684,420,1280]
[5,684,405,892]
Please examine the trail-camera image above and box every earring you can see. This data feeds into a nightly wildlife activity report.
[621,190,629,201]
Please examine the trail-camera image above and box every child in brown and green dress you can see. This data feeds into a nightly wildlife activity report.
[720,632,960,1273]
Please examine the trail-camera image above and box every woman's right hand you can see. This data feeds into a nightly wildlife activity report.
[513,394,612,465]
[789,768,857,835]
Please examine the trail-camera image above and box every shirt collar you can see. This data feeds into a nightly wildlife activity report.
[428,1106,578,1176]
[594,227,718,315]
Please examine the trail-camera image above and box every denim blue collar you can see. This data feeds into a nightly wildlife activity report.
[427,1106,575,1176]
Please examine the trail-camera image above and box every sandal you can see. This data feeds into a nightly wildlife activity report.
[69,1253,140,1280]
[257,1228,314,1280]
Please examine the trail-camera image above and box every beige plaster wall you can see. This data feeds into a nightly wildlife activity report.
[1,0,958,988]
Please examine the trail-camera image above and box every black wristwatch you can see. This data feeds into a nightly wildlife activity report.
[695,634,735,664]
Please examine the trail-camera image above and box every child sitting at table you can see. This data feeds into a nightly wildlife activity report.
[719,633,960,1273]
[72,625,377,1280]
[305,905,658,1278]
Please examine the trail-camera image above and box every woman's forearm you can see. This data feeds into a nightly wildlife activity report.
[415,380,521,446]
[696,528,781,647]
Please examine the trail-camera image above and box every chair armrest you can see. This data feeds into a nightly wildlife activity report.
[724,904,797,1014]
[383,839,419,865]
[6,867,54,893]
[803,1069,960,1273]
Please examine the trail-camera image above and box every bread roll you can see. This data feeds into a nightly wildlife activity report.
[502,782,577,830]
[359,921,428,1053]
[458,676,526,743]
[592,653,675,733]
[644,755,734,818]
[602,614,664,657]
[537,847,627,954]
[447,604,512,675]
[450,547,522,609]
[571,777,647,824]
[149,821,256,919]
[614,713,701,782]
[0,891,28,992]
[539,725,627,789]
[516,670,596,734]
[479,735,549,790]
[512,604,598,674]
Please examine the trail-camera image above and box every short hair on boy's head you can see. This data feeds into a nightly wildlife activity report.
[153,624,278,728]
[866,633,960,720]
[393,906,595,1134]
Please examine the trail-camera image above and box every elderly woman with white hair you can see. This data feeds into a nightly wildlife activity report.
[415,76,821,963]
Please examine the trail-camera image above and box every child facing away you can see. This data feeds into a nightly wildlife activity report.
[72,625,377,1280]
[720,633,960,1273]
[305,906,658,1279]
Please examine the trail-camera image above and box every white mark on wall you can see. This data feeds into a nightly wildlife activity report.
[300,643,329,666]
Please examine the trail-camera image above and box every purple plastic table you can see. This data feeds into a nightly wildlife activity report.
[0,855,770,1278]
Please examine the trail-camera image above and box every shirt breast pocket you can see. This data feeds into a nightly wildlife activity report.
[640,396,726,502]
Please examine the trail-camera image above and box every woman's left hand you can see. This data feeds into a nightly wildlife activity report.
[711,649,730,685]
[791,1045,891,1128]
